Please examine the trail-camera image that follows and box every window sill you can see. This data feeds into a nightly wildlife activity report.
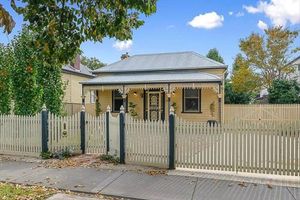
[181,111,202,114]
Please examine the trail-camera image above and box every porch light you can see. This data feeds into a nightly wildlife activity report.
[172,91,175,96]
[133,92,137,96]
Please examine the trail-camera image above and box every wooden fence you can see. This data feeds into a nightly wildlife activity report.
[85,113,106,154]
[0,114,41,157]
[176,118,300,176]
[48,112,81,153]
[125,114,169,168]
[224,104,300,122]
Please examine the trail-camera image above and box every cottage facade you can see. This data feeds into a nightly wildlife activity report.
[81,52,227,122]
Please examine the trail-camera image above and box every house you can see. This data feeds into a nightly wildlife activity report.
[81,52,227,122]
[288,55,300,84]
[62,55,95,114]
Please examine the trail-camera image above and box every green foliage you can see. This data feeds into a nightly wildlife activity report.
[99,154,120,165]
[52,148,73,160]
[206,48,224,64]
[268,79,300,104]
[240,26,299,88]
[9,28,64,115]
[128,102,138,117]
[9,0,157,64]
[40,151,53,160]
[81,55,105,70]
[11,28,43,115]
[95,99,102,117]
[231,54,261,94]
[225,81,253,104]
[38,61,64,114]
[0,44,12,114]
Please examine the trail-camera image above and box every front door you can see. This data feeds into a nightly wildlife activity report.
[148,92,161,121]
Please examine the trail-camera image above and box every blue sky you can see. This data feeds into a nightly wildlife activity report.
[1,0,300,71]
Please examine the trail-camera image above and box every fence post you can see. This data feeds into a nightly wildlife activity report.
[106,105,111,155]
[169,106,175,170]
[80,105,86,154]
[41,104,49,153]
[119,105,125,164]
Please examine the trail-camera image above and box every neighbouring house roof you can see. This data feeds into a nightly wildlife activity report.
[93,51,227,73]
[288,55,300,65]
[81,71,221,85]
[63,64,95,77]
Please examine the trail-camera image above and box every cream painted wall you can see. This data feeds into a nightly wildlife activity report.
[62,73,92,104]
[97,87,222,122]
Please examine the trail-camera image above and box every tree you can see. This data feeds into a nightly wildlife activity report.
[240,26,299,88]
[0,44,12,114]
[206,48,224,64]
[11,29,43,115]
[231,54,261,94]
[81,55,105,70]
[10,28,64,115]
[0,3,15,34]
[268,79,300,104]
[225,81,253,104]
[5,0,157,64]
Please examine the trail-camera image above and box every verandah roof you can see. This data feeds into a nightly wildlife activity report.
[81,71,221,85]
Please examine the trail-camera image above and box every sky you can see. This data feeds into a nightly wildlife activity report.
[1,0,300,72]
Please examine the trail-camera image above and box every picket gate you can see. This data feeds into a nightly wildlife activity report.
[48,112,81,153]
[125,114,169,168]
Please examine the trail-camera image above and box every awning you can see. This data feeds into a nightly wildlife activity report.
[81,71,221,85]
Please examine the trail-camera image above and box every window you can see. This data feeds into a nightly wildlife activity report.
[90,90,96,104]
[182,89,201,113]
[112,90,124,112]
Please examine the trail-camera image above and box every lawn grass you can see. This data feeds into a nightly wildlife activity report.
[0,182,56,200]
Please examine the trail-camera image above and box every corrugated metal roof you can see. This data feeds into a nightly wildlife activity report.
[63,64,95,77]
[81,71,221,85]
[93,51,227,73]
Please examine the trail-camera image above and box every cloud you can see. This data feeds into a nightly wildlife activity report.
[243,0,300,26]
[228,11,234,16]
[113,40,133,51]
[188,12,224,29]
[235,12,245,17]
[257,20,268,30]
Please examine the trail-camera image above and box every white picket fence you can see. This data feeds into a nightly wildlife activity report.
[85,113,106,154]
[48,112,81,153]
[0,114,41,157]
[125,114,169,168]
[176,118,300,176]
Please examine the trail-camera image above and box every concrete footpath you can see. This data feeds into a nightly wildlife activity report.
[0,160,299,200]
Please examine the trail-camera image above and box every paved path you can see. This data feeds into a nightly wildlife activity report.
[0,160,299,200]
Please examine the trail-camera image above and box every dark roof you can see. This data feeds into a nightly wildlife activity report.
[62,64,95,77]
[93,51,227,73]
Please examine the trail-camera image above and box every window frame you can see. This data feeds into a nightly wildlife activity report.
[112,90,128,113]
[90,90,96,104]
[182,88,202,113]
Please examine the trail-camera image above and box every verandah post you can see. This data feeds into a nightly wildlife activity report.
[106,105,111,155]
[169,106,175,170]
[80,105,86,154]
[41,104,49,153]
[119,105,125,164]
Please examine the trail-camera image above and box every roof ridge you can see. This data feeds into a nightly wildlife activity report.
[191,51,226,66]
[132,51,194,57]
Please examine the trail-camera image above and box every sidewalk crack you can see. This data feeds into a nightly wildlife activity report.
[97,171,125,193]
[286,187,297,200]
[191,177,199,200]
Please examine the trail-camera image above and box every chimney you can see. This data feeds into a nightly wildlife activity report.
[121,52,130,60]
[72,54,81,70]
